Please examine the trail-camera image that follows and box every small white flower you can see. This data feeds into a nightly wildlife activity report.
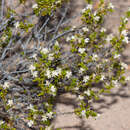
[79,68,85,74]
[108,3,114,9]
[41,47,49,54]
[82,27,89,32]
[52,70,59,77]
[81,8,86,13]
[84,90,91,96]
[77,38,82,43]
[81,110,86,116]
[72,26,76,31]
[123,36,129,44]
[84,38,89,43]
[45,80,50,86]
[55,41,59,46]
[46,69,51,79]
[71,35,75,40]
[14,22,20,28]
[86,4,93,10]
[92,54,98,61]
[100,27,106,33]
[95,113,101,119]
[48,53,54,61]
[100,75,105,81]
[47,112,53,119]
[94,16,100,21]
[121,30,128,36]
[56,67,62,75]
[78,95,84,100]
[124,18,128,23]
[112,80,119,87]
[78,48,85,54]
[32,71,38,78]
[29,64,35,72]
[83,75,89,83]
[121,62,128,69]
[66,36,71,42]
[66,71,72,78]
[27,104,34,110]
[32,53,37,60]
[0,120,4,125]
[42,115,48,121]
[32,3,38,9]
[114,54,121,59]
[106,34,114,42]
[3,81,10,89]
[7,100,13,106]
[50,86,56,93]
[27,120,34,127]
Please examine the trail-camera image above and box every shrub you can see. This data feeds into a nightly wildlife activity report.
[0,0,130,129]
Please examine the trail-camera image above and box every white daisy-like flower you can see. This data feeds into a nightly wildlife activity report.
[41,47,49,54]
[121,30,128,36]
[47,112,53,119]
[32,71,38,78]
[72,26,76,31]
[106,34,114,42]
[100,27,106,33]
[81,110,86,116]
[94,16,100,21]
[122,36,129,44]
[78,95,84,100]
[84,38,89,43]
[86,4,93,10]
[0,120,4,125]
[82,27,89,32]
[114,54,121,59]
[79,68,85,74]
[108,3,114,9]
[14,21,20,28]
[78,48,85,54]
[84,90,91,96]
[3,81,10,89]
[46,69,51,79]
[7,100,13,106]
[29,64,36,72]
[66,71,72,78]
[83,75,89,83]
[32,3,38,9]
[50,86,56,93]
[27,120,34,127]
[42,115,48,122]
[48,53,54,61]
